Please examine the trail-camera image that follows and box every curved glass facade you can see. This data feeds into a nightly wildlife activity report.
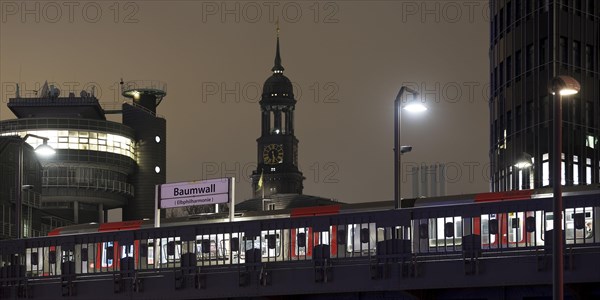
[1,130,136,160]
[489,0,600,191]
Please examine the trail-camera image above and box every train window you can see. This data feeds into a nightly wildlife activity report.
[30,251,39,265]
[160,237,181,264]
[565,207,594,240]
[261,230,281,258]
[266,234,277,249]
[544,207,594,241]
[428,217,462,247]
[147,240,155,265]
[346,223,376,253]
[101,242,114,267]
[444,222,454,238]
[231,237,240,252]
[81,248,88,262]
[360,228,370,243]
[508,212,524,243]
[337,227,347,245]
[418,223,428,239]
[297,232,306,248]
[49,250,56,264]
[121,244,134,258]
[480,215,497,246]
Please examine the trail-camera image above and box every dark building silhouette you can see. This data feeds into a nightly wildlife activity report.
[250,34,304,198]
[490,0,600,191]
[0,81,166,228]
[0,136,46,238]
[239,33,338,211]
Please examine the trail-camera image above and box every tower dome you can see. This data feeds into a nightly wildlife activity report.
[261,36,295,101]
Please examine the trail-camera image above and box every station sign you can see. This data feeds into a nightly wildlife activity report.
[159,178,230,209]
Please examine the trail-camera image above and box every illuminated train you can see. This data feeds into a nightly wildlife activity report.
[22,187,599,276]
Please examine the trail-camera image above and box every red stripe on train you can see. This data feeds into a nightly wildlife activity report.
[291,205,341,217]
[98,220,144,232]
[474,190,533,202]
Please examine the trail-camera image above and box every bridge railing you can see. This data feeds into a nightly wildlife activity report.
[1,194,599,282]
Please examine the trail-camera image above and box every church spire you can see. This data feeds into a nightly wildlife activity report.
[272,20,284,73]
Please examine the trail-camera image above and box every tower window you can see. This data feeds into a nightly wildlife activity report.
[271,168,276,172]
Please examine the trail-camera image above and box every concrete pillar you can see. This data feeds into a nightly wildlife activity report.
[74,201,79,224]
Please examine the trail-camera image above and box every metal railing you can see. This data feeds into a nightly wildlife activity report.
[0,194,598,289]
[42,177,134,197]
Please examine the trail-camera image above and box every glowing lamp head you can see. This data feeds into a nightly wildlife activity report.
[403,102,427,113]
[550,75,580,96]
[515,152,533,169]
[34,143,56,157]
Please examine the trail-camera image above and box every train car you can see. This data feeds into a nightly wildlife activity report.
[407,187,599,253]
[32,186,600,277]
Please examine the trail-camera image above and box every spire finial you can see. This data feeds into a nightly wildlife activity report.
[272,19,284,73]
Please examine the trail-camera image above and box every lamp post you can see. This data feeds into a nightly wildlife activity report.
[550,75,580,300]
[13,134,55,239]
[394,87,426,209]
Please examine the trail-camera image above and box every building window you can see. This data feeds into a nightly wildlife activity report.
[574,0,582,15]
[506,56,512,86]
[541,96,549,127]
[507,111,513,138]
[573,156,580,185]
[507,1,512,31]
[499,8,504,34]
[495,67,500,91]
[560,36,568,65]
[540,0,549,12]
[499,62,504,87]
[587,0,594,20]
[560,0,568,12]
[586,101,593,128]
[526,44,534,71]
[542,153,549,186]
[585,45,594,73]
[515,50,522,78]
[539,38,547,67]
[526,0,533,18]
[516,105,522,133]
[516,0,522,21]
[573,40,581,68]
[526,100,534,130]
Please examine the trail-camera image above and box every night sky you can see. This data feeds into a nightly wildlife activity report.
[0,1,491,203]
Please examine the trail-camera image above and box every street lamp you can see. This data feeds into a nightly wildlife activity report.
[549,75,580,300]
[394,86,427,209]
[13,134,55,239]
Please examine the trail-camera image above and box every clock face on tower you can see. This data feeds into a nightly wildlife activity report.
[263,144,284,164]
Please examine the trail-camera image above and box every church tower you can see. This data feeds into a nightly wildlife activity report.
[251,31,304,198]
